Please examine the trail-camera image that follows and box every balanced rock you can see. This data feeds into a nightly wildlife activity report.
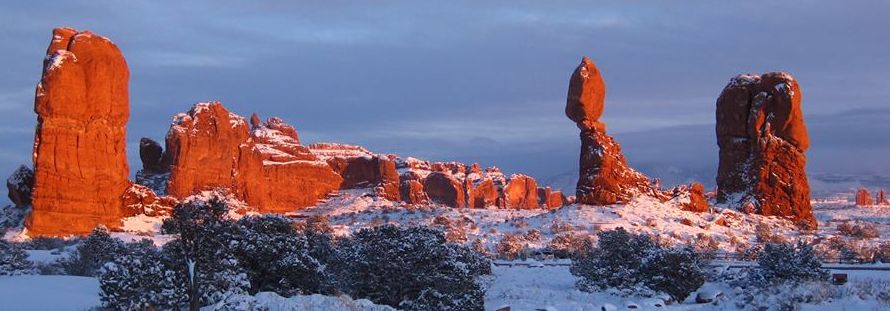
[566,57,660,205]
[28,28,133,235]
[715,72,814,226]
[6,165,34,207]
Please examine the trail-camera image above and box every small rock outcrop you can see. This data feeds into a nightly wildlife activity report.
[671,183,710,213]
[28,28,133,235]
[855,188,873,206]
[715,72,815,226]
[566,57,660,205]
[6,165,34,207]
[138,137,166,173]
[537,187,566,209]
[504,174,539,209]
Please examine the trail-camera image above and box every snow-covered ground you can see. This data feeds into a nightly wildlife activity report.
[0,275,100,311]
[3,189,889,310]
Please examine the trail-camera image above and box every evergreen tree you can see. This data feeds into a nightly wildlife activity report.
[570,227,659,291]
[0,240,33,275]
[640,246,706,302]
[755,240,829,284]
[99,240,187,310]
[331,225,489,311]
[161,196,248,310]
[232,215,323,296]
[63,226,125,276]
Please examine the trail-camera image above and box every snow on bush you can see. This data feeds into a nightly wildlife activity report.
[751,241,829,285]
[231,215,324,296]
[62,226,126,276]
[99,239,186,310]
[837,221,880,239]
[329,225,490,311]
[570,227,707,302]
[205,292,397,311]
[0,239,33,275]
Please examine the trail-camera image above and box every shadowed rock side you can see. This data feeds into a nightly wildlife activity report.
[715,72,815,227]
[566,57,662,205]
[6,165,34,208]
[28,28,133,235]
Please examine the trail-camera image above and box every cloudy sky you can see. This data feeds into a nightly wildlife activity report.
[1,1,888,200]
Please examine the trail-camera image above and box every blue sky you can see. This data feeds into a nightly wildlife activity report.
[1,1,888,200]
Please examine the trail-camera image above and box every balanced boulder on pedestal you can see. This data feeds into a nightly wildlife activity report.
[565,57,660,205]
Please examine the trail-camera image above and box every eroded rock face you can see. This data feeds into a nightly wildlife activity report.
[715,72,814,226]
[6,165,34,207]
[566,57,660,205]
[28,28,132,235]
[162,103,341,212]
[308,143,401,201]
[537,187,566,209]
[504,174,539,209]
[423,172,466,208]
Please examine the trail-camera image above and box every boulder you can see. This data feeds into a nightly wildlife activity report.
[139,137,166,173]
[672,183,710,213]
[504,174,539,209]
[120,183,176,217]
[28,28,133,235]
[715,72,815,226]
[537,187,566,209]
[467,179,499,208]
[400,179,428,205]
[423,172,465,208]
[565,57,661,205]
[6,165,34,207]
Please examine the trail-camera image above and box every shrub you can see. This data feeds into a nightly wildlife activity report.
[548,233,589,258]
[0,240,33,275]
[330,225,489,311]
[641,246,706,302]
[570,227,659,291]
[99,240,186,310]
[837,221,880,239]
[232,215,323,296]
[570,228,706,301]
[753,241,829,285]
[62,226,126,276]
[495,233,527,260]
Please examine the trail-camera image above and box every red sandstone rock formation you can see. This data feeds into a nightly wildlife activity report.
[308,143,401,201]
[566,57,660,205]
[6,165,34,207]
[671,183,710,213]
[161,102,341,212]
[504,174,539,209]
[855,188,873,206]
[423,172,466,208]
[28,28,133,235]
[121,184,177,217]
[537,187,566,209]
[715,72,815,226]
[878,190,887,205]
